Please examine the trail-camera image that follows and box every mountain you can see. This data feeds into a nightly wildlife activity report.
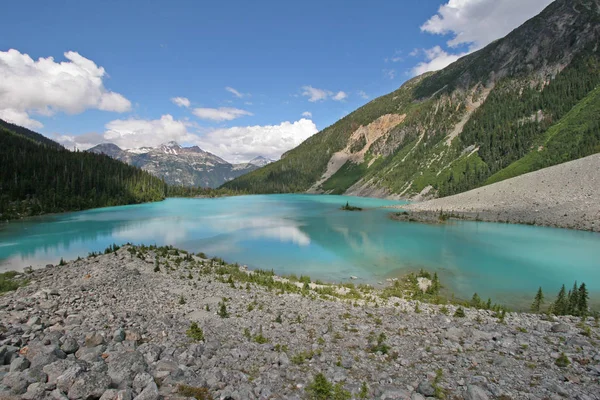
[88,142,260,188]
[223,0,600,200]
[0,118,64,150]
[0,123,167,220]
[248,156,275,167]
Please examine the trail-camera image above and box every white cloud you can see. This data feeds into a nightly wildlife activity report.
[0,49,131,129]
[302,111,312,118]
[357,91,369,100]
[383,69,396,80]
[171,97,190,108]
[225,86,246,98]
[56,114,197,150]
[197,118,318,163]
[301,86,348,102]
[302,86,331,102]
[421,0,553,49]
[412,45,469,75]
[332,91,348,101]
[192,107,253,122]
[57,115,319,163]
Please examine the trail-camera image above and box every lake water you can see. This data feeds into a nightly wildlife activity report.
[1,195,599,310]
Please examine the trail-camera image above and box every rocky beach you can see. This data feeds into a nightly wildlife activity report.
[393,154,600,232]
[1,245,599,399]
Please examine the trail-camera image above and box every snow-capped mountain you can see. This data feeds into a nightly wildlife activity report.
[248,156,274,167]
[88,142,261,188]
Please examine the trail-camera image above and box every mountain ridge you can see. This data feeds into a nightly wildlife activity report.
[223,0,600,200]
[88,142,271,188]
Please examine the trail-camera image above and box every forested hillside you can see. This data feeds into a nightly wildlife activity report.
[223,0,600,199]
[0,124,167,219]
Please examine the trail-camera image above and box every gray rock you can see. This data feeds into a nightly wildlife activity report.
[22,382,46,400]
[9,357,30,372]
[113,329,126,343]
[550,323,569,333]
[107,351,147,388]
[416,381,435,397]
[61,337,79,354]
[2,371,35,394]
[465,385,489,400]
[44,360,79,385]
[100,389,119,400]
[132,372,154,394]
[68,371,111,400]
[56,363,86,393]
[132,381,159,400]
[85,332,106,348]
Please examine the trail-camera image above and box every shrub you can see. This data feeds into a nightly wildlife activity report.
[454,307,465,318]
[555,352,570,368]
[177,384,213,400]
[218,301,229,318]
[305,373,333,400]
[178,295,186,305]
[186,322,204,342]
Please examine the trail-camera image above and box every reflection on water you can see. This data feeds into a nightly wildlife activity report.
[1,195,599,310]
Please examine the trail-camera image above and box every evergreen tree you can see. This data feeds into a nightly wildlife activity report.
[531,287,544,313]
[568,281,580,316]
[578,282,589,317]
[552,285,568,316]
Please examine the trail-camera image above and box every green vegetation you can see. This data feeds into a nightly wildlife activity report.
[550,281,589,317]
[340,201,362,211]
[531,287,544,313]
[555,352,571,368]
[0,122,167,219]
[176,384,213,400]
[217,300,229,318]
[0,271,28,294]
[453,307,466,318]
[321,160,368,194]
[221,5,600,200]
[369,332,390,355]
[185,322,205,342]
[488,85,600,185]
[305,373,351,400]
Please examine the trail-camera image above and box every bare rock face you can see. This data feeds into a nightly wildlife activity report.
[0,245,598,399]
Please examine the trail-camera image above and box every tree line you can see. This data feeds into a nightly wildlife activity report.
[0,124,241,220]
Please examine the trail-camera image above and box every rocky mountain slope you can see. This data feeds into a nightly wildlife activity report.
[223,0,600,200]
[1,245,599,400]
[394,153,600,231]
[88,142,267,188]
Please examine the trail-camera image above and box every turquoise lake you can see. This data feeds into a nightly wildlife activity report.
[1,194,599,309]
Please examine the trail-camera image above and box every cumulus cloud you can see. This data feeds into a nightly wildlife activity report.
[171,97,190,108]
[0,49,131,129]
[225,86,246,98]
[302,111,312,118]
[357,91,369,100]
[57,115,318,163]
[412,46,469,75]
[301,86,330,102]
[332,91,347,101]
[421,0,553,50]
[192,107,253,122]
[197,118,318,163]
[301,86,348,102]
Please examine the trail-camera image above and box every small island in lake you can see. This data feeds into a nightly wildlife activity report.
[340,201,362,211]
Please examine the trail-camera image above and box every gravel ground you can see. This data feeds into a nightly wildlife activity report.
[397,154,600,231]
[1,245,599,399]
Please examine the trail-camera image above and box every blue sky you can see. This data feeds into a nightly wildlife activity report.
[0,0,552,162]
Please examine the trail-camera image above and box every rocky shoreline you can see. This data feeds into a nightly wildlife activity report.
[393,154,600,232]
[1,245,599,400]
